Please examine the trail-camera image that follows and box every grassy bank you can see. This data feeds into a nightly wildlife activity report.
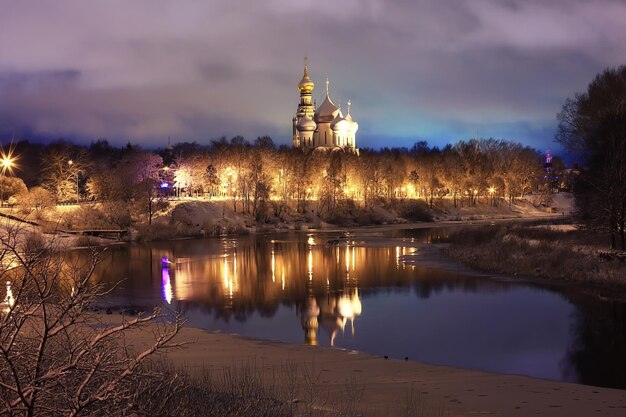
[438,222,626,287]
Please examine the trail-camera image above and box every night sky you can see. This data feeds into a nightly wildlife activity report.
[1,0,625,152]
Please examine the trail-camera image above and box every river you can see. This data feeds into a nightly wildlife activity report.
[82,227,626,389]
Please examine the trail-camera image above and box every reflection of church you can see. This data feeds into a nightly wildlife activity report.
[298,291,362,347]
[292,58,359,152]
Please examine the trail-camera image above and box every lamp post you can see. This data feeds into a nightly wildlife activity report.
[68,160,79,204]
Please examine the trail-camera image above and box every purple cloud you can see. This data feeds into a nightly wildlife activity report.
[1,0,625,151]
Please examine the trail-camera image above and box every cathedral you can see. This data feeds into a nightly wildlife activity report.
[292,59,358,152]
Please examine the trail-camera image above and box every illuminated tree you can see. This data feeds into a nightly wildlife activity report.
[41,145,87,203]
[204,164,220,198]
[441,146,464,207]
[0,177,27,205]
[360,152,383,208]
[248,154,271,221]
[16,187,56,219]
[289,150,313,214]
[317,152,344,216]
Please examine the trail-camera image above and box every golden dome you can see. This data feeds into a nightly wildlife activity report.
[298,65,315,94]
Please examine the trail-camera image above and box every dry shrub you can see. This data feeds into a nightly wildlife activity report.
[136,223,178,242]
[134,358,448,417]
[0,224,183,416]
[440,223,626,286]
[64,203,131,230]
[396,200,434,222]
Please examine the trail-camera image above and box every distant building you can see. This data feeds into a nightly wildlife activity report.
[544,149,553,174]
[292,58,359,152]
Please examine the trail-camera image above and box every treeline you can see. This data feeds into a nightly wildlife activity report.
[4,136,565,223]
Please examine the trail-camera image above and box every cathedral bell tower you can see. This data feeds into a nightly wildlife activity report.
[293,57,317,148]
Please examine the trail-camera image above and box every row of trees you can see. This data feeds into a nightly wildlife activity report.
[2,136,560,223]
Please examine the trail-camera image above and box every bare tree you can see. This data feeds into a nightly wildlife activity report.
[557,66,626,249]
[0,225,183,416]
[16,187,56,220]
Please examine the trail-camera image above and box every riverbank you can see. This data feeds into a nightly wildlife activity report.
[91,229,626,416]
[437,222,626,289]
[0,193,570,248]
[112,317,626,417]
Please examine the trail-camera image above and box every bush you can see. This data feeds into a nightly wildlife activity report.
[136,223,179,241]
[0,224,183,416]
[398,200,433,222]
[16,186,56,220]
[440,223,626,286]
[62,203,132,230]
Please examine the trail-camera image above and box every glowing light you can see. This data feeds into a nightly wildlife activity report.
[336,290,362,337]
[395,246,401,267]
[0,146,18,207]
[0,149,16,175]
[271,249,276,282]
[2,281,15,313]
[281,267,285,291]
[307,249,313,281]
[307,236,315,246]
[161,260,173,304]
[223,256,229,289]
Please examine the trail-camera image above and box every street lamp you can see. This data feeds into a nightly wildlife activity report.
[488,186,496,207]
[68,160,79,204]
[0,156,13,208]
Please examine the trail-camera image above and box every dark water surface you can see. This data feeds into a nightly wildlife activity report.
[85,228,626,389]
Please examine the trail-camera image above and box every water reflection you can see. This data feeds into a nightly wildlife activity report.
[161,257,173,304]
[81,230,626,389]
[96,233,439,338]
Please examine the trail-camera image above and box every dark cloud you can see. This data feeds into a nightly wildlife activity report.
[0,0,625,152]
[0,70,81,93]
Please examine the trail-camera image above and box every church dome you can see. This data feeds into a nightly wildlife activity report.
[344,101,359,133]
[314,96,339,123]
[296,115,317,132]
[344,113,359,133]
[314,78,340,123]
[331,111,349,132]
[298,65,314,94]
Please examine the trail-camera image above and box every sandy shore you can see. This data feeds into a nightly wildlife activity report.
[137,326,626,417]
